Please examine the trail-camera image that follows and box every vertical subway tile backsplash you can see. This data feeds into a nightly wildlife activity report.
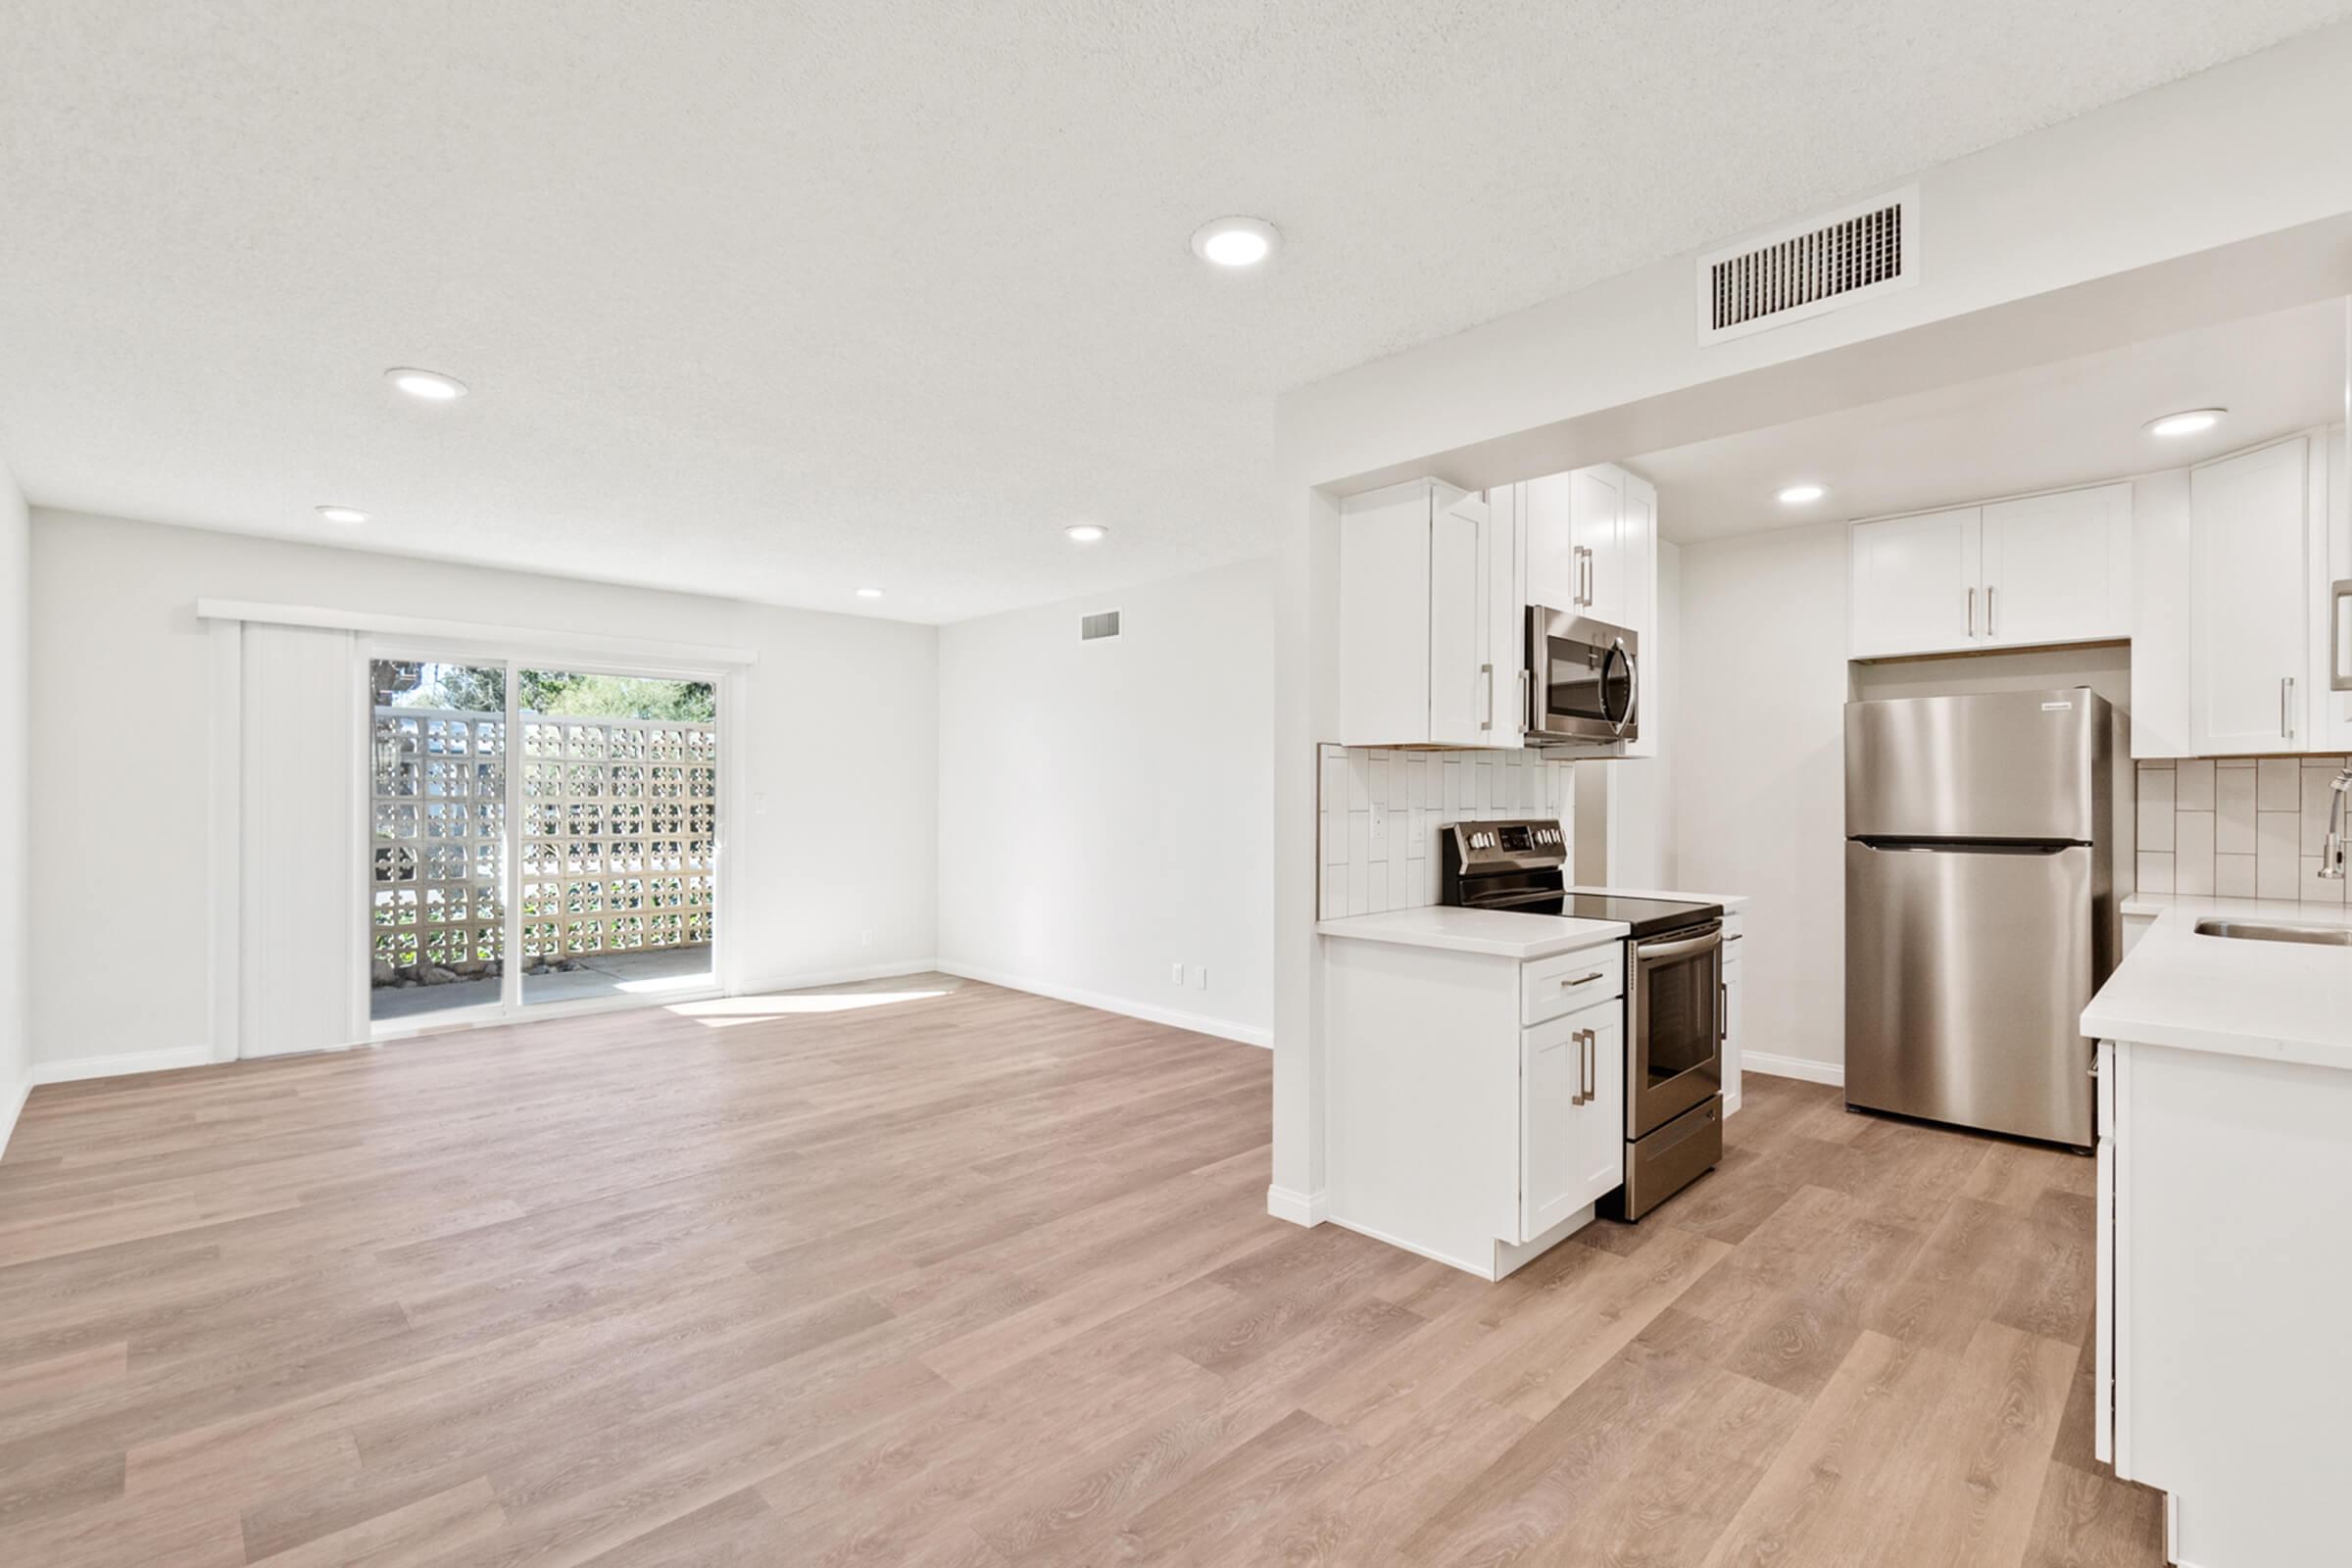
[2136,757,2347,906]
[1316,746,1577,919]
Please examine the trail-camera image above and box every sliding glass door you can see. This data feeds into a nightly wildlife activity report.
[368,660,510,1023]
[365,652,721,1030]
[514,668,718,1008]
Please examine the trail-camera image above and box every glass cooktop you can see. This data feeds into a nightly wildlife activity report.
[1483,893,1721,938]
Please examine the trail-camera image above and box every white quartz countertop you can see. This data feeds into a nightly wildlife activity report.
[2082,893,2352,1069]
[1314,906,1628,959]
[1316,887,1745,960]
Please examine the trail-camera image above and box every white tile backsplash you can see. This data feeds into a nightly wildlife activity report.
[2140,758,2345,905]
[1316,746,1578,919]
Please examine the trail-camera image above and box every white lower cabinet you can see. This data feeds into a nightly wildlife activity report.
[1323,933,1626,1279]
[1520,1000,1624,1240]
[2096,1035,2352,1566]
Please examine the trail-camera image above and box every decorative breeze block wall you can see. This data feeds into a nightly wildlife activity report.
[370,708,719,972]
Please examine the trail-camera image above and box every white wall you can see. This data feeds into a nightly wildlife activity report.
[0,460,28,1147]
[937,558,1274,1045]
[1673,523,1850,1078]
[27,511,939,1075]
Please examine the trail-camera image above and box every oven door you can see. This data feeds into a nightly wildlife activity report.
[1526,606,1638,743]
[1627,920,1723,1138]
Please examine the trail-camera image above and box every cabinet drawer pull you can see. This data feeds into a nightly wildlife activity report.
[1559,970,1602,988]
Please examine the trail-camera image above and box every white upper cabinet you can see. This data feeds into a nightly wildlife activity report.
[1480,480,1527,749]
[2188,437,2311,755]
[1522,469,1579,615]
[1849,483,2133,660]
[1850,506,1982,657]
[1981,485,2133,648]
[1525,465,1649,630]
[1339,478,1510,748]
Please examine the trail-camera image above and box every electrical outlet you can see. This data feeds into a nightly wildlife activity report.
[1192,965,1207,991]
[1171,961,1186,986]
[754,792,769,815]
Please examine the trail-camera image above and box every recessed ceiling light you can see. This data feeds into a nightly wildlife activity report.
[856,587,883,599]
[384,367,468,402]
[1190,217,1279,268]
[1064,523,1108,543]
[1777,483,1827,505]
[2145,408,2225,438]
[316,505,369,524]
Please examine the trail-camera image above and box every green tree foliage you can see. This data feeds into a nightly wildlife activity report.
[379,662,714,721]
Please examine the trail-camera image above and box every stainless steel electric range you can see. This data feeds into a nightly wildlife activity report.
[1442,817,1726,1220]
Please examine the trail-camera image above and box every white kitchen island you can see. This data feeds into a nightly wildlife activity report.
[1315,892,1746,1281]
[2081,893,2352,1568]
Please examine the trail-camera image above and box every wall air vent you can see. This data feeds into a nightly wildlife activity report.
[1697,186,1918,344]
[1080,609,1121,642]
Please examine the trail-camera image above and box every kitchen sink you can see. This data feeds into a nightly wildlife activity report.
[2192,918,2352,947]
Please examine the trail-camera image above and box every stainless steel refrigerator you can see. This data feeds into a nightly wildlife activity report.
[1844,689,2129,1148]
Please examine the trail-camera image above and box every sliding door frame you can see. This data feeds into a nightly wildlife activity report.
[362,634,744,1041]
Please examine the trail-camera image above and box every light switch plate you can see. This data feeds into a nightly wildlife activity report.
[1192,966,1207,991]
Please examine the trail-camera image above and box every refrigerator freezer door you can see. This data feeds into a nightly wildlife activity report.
[1845,839,2096,1146]
[1845,690,2103,842]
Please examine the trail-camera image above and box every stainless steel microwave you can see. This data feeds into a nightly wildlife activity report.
[1526,606,1638,745]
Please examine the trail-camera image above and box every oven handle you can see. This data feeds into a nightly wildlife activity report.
[1633,921,1723,963]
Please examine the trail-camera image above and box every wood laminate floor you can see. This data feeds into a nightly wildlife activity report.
[0,976,2164,1566]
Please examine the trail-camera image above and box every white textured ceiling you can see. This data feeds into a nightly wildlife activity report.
[1635,299,2348,540]
[3,3,2348,622]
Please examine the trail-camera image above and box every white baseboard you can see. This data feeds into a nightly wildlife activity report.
[938,961,1272,1049]
[1266,1184,1328,1226]
[31,1045,214,1086]
[0,1069,29,1160]
[1743,1050,1844,1088]
[730,956,944,996]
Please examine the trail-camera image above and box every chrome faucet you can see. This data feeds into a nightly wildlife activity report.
[2324,764,2352,880]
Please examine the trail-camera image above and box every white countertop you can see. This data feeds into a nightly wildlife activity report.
[2082,893,2352,1069]
[1314,906,1628,959]
[1316,887,1744,960]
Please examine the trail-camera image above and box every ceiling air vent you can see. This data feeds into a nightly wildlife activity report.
[1697,186,1918,344]
[1080,609,1122,642]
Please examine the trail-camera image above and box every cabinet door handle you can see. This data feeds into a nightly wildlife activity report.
[2282,675,2295,740]
[1966,586,1975,636]
[1585,1029,1596,1102]
[1479,663,1494,731]
[1986,584,1996,638]
[1570,1028,1589,1106]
